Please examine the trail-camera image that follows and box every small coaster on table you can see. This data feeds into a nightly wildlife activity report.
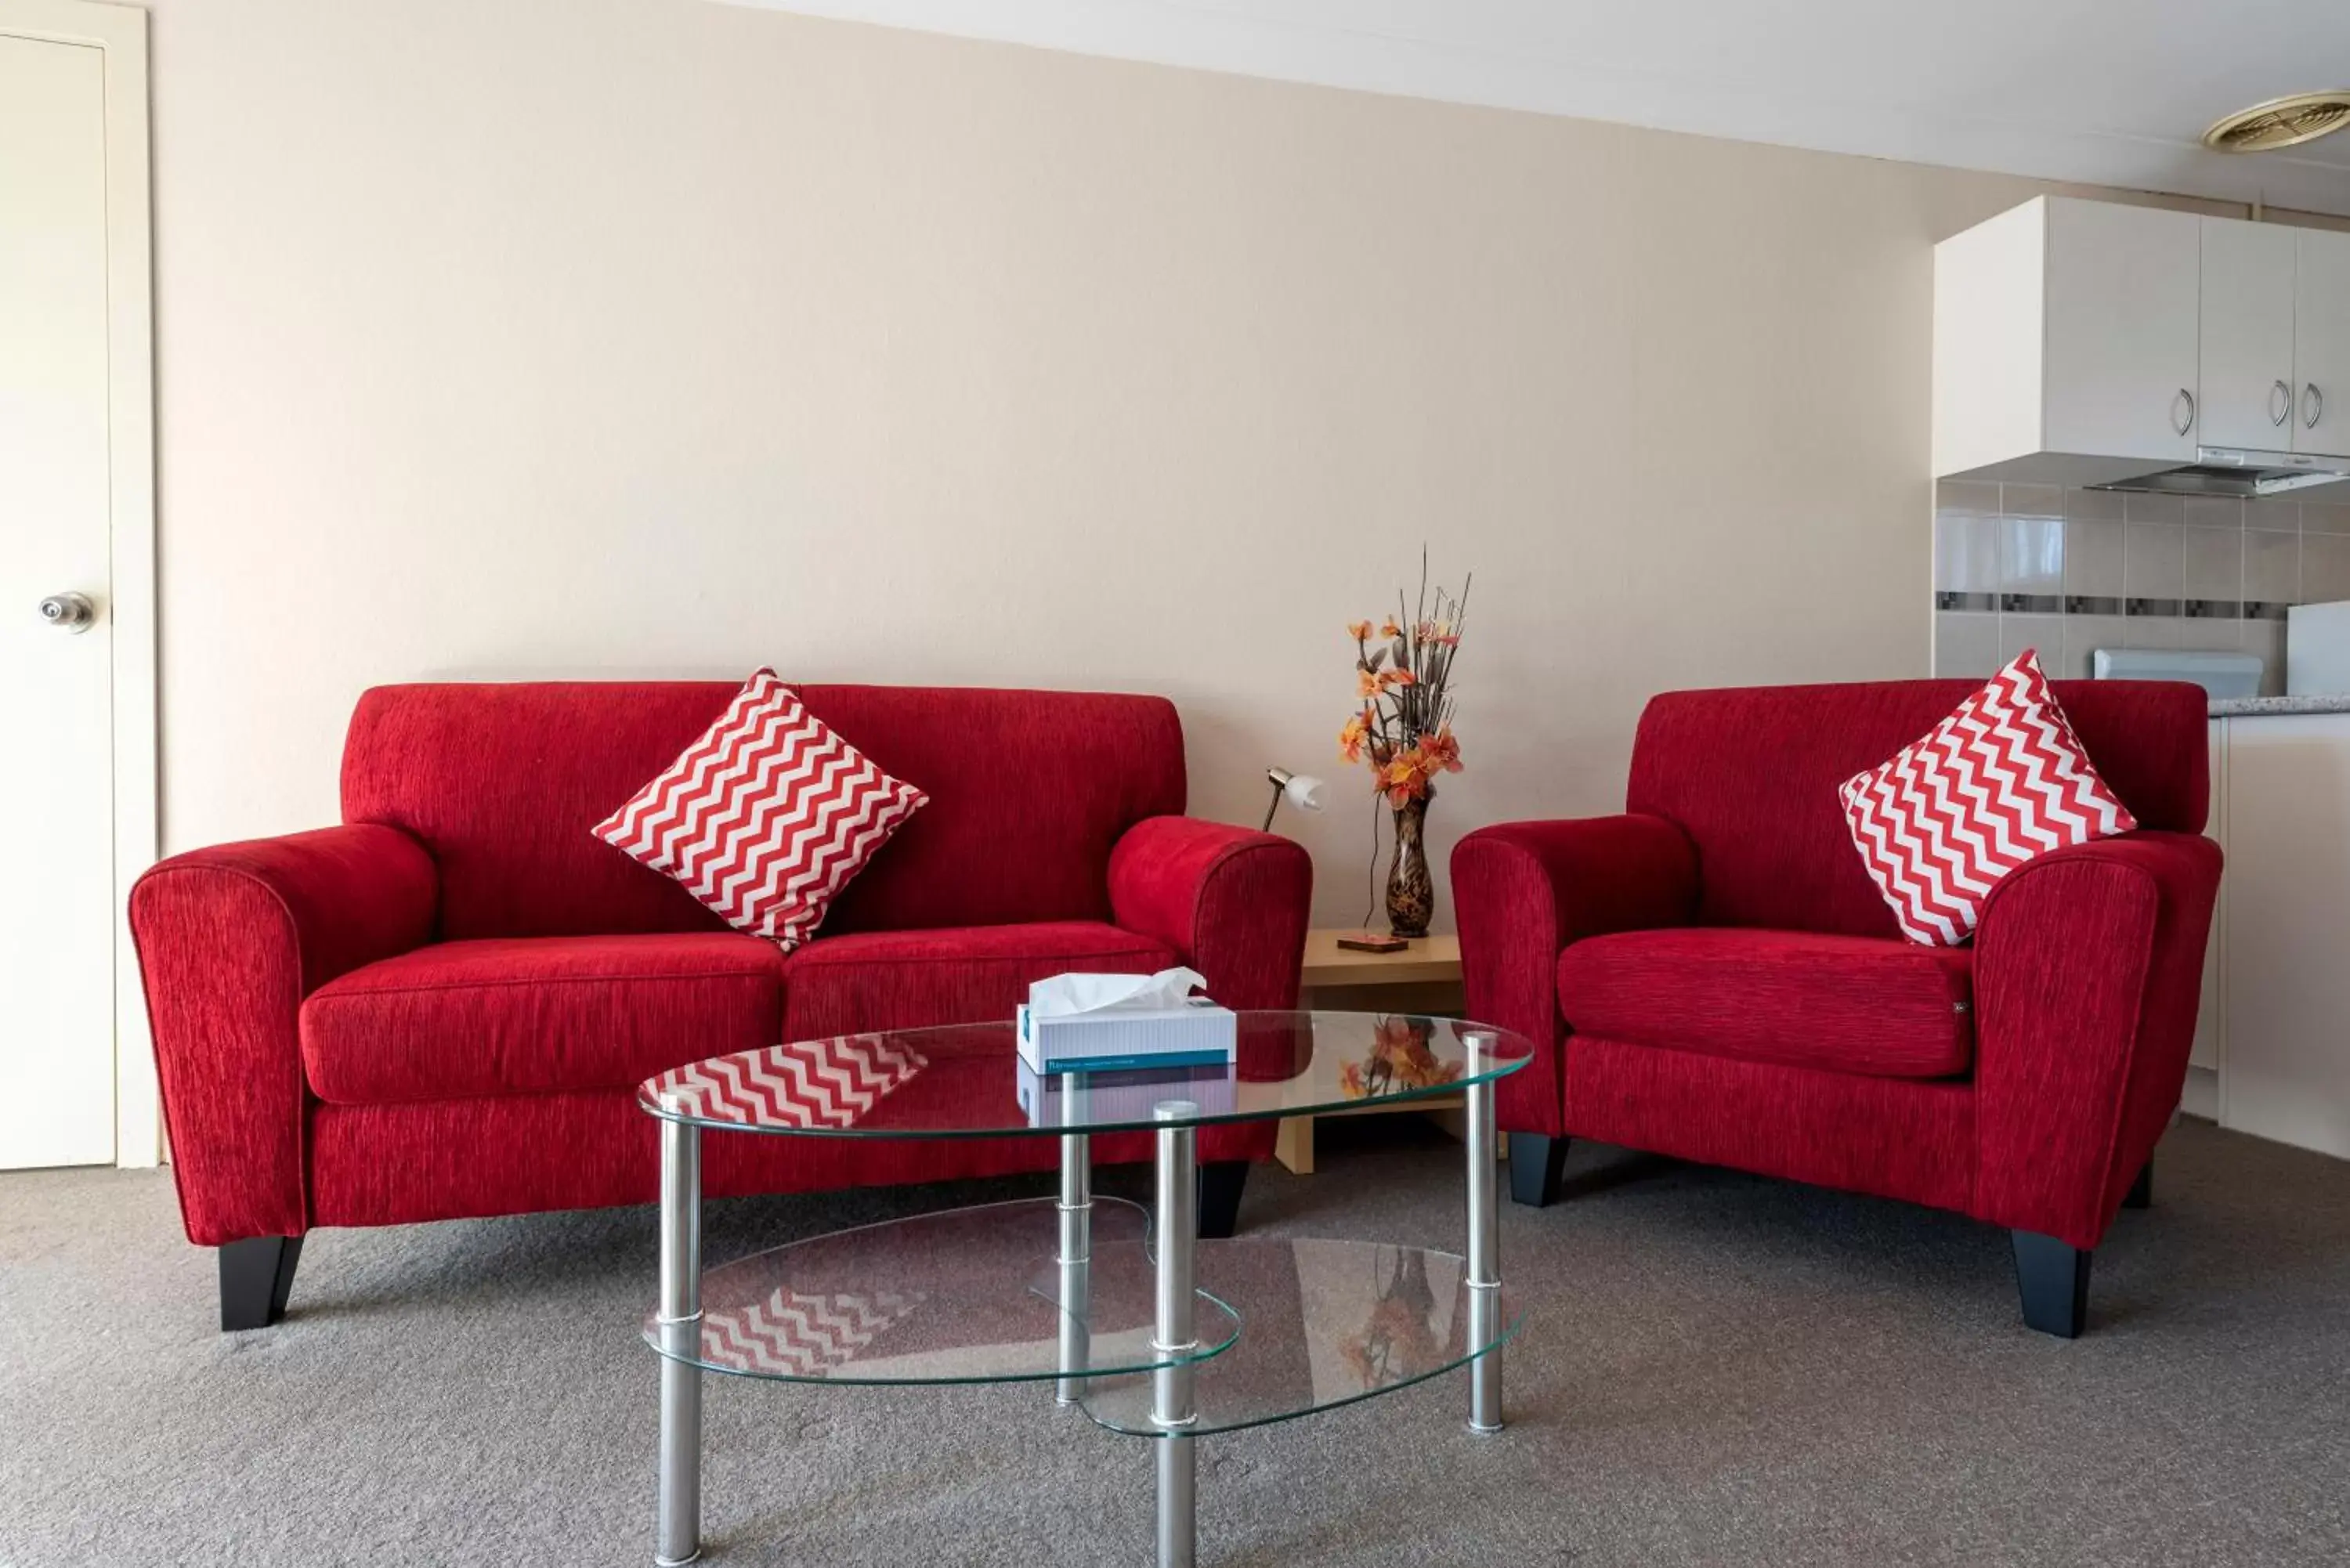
[1333,930,1411,954]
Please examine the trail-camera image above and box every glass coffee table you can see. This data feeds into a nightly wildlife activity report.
[636,1010,1532,1566]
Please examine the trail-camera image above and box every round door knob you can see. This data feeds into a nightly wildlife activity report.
[38,592,96,633]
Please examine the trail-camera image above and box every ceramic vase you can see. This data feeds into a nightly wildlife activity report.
[1385,793,1434,938]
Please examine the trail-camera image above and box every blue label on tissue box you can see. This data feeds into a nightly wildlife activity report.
[1014,1000,1237,1074]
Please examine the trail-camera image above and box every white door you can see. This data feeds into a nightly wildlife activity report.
[0,29,118,1167]
[2198,218,2298,452]
[2294,228,2350,460]
[2041,199,2203,465]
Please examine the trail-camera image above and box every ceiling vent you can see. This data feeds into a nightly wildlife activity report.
[2203,92,2350,154]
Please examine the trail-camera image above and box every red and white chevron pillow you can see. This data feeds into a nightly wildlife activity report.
[595,670,927,950]
[1839,650,2135,946]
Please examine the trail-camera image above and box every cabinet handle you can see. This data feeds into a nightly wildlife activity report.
[2172,388,2196,436]
[2272,379,2294,427]
[2308,383,2325,430]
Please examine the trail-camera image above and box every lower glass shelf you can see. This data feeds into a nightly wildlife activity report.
[1072,1237,1521,1439]
[642,1195,1240,1386]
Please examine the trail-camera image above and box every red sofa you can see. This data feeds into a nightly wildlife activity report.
[131,682,1312,1330]
[1453,677,2222,1337]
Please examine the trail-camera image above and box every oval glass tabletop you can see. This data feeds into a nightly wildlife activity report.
[637,1011,1533,1139]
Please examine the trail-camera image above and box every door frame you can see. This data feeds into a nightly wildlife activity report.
[2,0,157,1166]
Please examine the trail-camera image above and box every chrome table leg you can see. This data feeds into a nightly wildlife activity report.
[656,1119,703,1566]
[1464,1030,1504,1435]
[1152,1101,1199,1568]
[1056,1129,1094,1404]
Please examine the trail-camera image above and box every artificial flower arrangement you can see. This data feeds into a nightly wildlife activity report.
[1337,556,1470,937]
[1337,591,1468,804]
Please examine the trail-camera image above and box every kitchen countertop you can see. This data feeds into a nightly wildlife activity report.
[2207,694,2350,717]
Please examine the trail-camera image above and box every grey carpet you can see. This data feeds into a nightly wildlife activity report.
[4,1116,2349,1567]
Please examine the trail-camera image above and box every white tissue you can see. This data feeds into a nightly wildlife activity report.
[1026,966,1207,1018]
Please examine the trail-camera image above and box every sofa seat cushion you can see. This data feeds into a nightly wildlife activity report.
[782,921,1176,1039]
[301,934,785,1104]
[1556,927,1974,1080]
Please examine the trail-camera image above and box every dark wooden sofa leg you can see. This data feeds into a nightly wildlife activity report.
[1197,1161,1249,1238]
[219,1235,303,1331]
[1509,1133,1570,1208]
[2012,1230,2091,1339]
[2124,1158,2153,1210]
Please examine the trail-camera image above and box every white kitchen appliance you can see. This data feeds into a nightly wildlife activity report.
[2287,602,2350,695]
[2090,648,2263,697]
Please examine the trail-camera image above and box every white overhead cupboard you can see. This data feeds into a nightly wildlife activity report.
[1934,197,2350,485]
[2200,219,2350,456]
[2293,231,2350,457]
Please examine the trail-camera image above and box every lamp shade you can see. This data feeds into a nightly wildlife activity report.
[1263,766,1328,832]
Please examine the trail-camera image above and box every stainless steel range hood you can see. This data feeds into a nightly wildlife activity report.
[2090,446,2350,499]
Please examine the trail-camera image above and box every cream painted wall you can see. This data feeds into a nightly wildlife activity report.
[143,0,2224,928]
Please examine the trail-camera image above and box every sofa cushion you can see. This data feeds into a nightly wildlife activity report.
[1556,927,1975,1079]
[1839,650,2136,946]
[781,921,1176,1040]
[301,934,785,1104]
[342,682,1186,941]
[593,670,928,950]
[1626,677,2207,938]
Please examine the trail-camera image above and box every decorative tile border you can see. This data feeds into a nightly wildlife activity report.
[1932,481,2319,691]
[2032,594,2291,621]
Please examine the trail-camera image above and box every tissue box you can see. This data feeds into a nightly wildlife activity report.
[1017,1058,1239,1127]
[1014,996,1237,1074]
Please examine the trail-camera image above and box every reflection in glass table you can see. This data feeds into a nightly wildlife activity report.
[636,1011,1532,1567]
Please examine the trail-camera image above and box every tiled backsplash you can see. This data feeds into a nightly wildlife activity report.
[1933,480,2350,693]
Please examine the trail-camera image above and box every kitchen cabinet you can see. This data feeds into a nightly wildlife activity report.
[2199,218,2350,459]
[2040,201,2204,467]
[2186,719,2224,1118]
[2196,712,2350,1158]
[1936,197,2201,482]
[2198,218,2298,451]
[2296,228,2350,458]
[1935,197,2350,485]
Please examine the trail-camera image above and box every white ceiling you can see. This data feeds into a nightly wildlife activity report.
[718,0,2350,215]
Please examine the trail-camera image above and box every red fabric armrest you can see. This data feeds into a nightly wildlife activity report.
[1451,815,1699,1135]
[1972,830,2222,1249]
[1107,816,1314,1011]
[129,826,438,1245]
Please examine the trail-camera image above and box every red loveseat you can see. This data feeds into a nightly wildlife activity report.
[131,682,1311,1331]
[1453,677,2222,1337]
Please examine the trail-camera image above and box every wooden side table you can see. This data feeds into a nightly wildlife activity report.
[1280,930,1466,1173]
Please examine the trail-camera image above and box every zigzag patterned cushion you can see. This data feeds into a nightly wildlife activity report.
[700,1286,924,1378]
[595,670,927,950]
[643,1035,929,1128]
[1839,649,2136,946]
